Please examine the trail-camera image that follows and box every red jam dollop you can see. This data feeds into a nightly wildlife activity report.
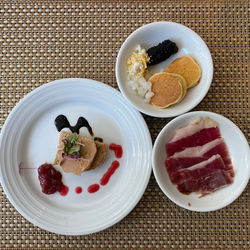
[109,143,123,158]
[38,163,65,194]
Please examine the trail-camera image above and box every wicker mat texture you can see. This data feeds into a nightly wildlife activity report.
[0,0,249,249]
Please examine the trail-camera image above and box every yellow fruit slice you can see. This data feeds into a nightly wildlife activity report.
[165,56,201,88]
[149,72,183,108]
[166,73,187,101]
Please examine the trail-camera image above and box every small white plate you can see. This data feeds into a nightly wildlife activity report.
[116,22,213,118]
[0,78,152,235]
[152,111,250,211]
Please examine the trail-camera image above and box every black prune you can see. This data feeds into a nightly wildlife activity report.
[147,40,178,66]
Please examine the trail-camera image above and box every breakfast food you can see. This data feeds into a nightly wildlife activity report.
[165,117,234,196]
[167,73,187,100]
[127,45,150,78]
[149,72,183,108]
[126,40,202,108]
[146,40,178,66]
[126,45,154,102]
[165,56,201,88]
[54,131,107,175]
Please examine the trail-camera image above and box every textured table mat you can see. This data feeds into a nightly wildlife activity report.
[0,0,249,249]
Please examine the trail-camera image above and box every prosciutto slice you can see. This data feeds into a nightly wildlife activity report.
[176,156,233,195]
[165,117,234,196]
[166,138,234,178]
[170,154,233,185]
[166,117,220,156]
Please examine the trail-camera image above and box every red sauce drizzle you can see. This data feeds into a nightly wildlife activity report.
[100,160,120,186]
[188,202,191,206]
[75,186,82,194]
[59,185,69,196]
[88,184,100,193]
[109,143,123,158]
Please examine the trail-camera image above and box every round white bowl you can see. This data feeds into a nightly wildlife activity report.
[116,22,213,118]
[152,111,250,211]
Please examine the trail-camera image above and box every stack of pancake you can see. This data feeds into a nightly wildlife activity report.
[149,56,201,108]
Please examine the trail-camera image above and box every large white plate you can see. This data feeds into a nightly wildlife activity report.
[0,78,152,235]
[152,111,250,211]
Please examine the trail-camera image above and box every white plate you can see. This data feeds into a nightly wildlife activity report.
[0,78,152,235]
[152,111,250,212]
[116,22,213,117]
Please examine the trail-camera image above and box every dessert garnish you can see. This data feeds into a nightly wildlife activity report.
[165,117,234,197]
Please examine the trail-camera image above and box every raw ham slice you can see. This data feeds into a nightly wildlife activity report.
[166,117,220,156]
[164,117,234,196]
[171,154,232,185]
[176,156,233,195]
[167,138,234,177]
[165,156,209,182]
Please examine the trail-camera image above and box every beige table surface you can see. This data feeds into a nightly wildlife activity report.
[0,0,249,249]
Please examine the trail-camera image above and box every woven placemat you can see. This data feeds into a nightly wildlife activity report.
[0,0,249,249]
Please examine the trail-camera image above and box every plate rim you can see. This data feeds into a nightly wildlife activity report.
[116,21,214,118]
[152,110,250,212]
[0,78,153,235]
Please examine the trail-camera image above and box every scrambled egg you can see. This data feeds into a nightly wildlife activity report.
[126,45,154,103]
[127,45,150,78]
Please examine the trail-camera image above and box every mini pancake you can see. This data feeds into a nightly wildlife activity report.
[149,72,183,108]
[165,56,201,88]
[86,141,108,171]
[166,73,187,100]
[54,131,97,175]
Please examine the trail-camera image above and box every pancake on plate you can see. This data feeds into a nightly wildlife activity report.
[166,73,187,100]
[149,72,183,108]
[165,56,201,88]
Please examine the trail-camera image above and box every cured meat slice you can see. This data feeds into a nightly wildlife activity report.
[177,169,232,195]
[165,156,209,183]
[171,154,232,185]
[173,155,233,196]
[166,117,220,156]
[164,117,234,196]
[170,138,234,177]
